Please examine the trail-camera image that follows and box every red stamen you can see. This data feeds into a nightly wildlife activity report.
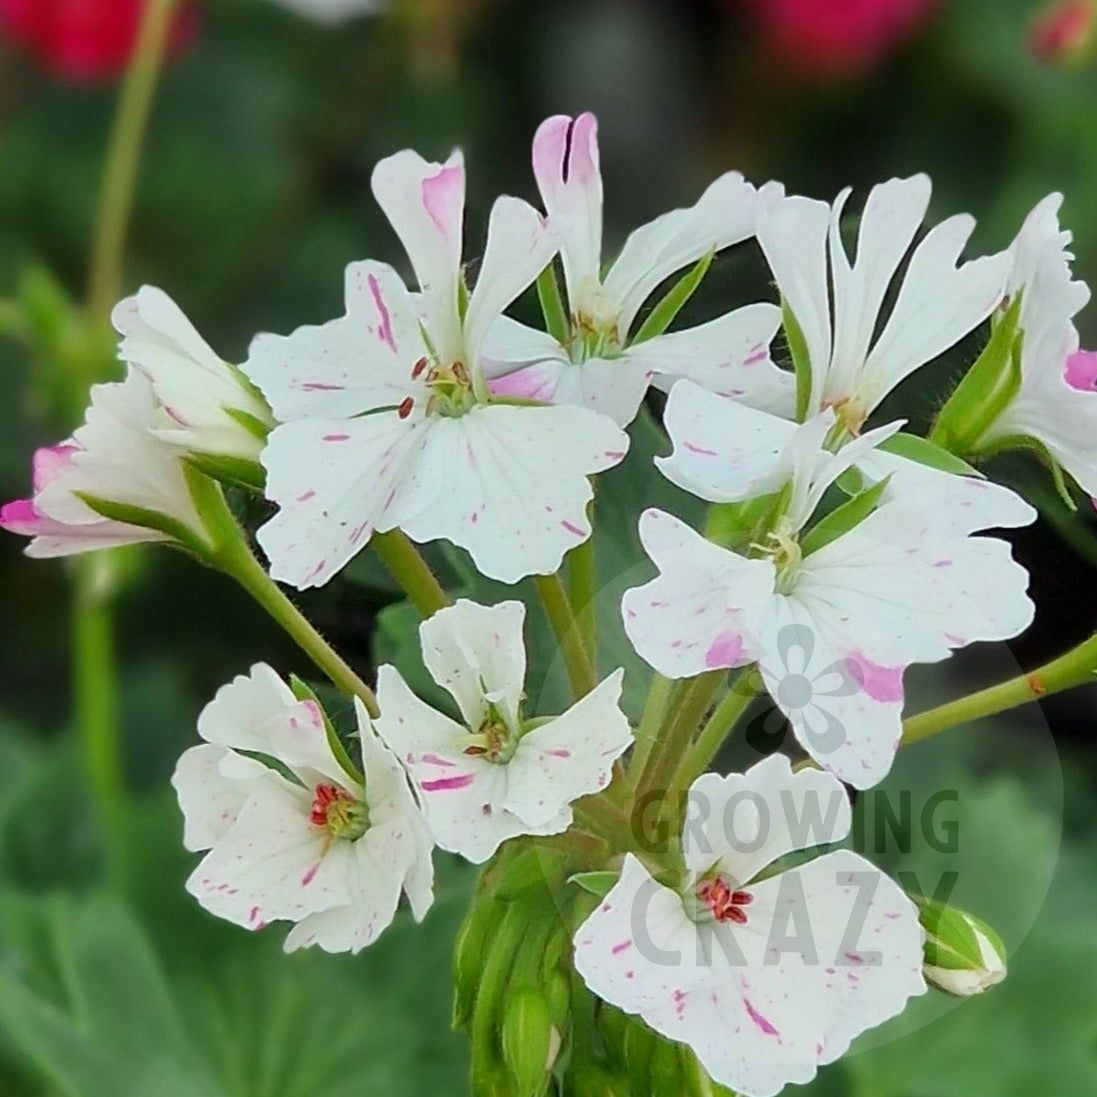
[310,783,350,826]
[411,356,428,379]
[398,396,415,419]
[698,877,752,925]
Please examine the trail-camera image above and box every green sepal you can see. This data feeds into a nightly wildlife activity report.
[877,432,984,478]
[706,480,795,555]
[982,432,1077,510]
[491,846,569,901]
[916,896,1007,971]
[931,294,1023,454]
[536,262,571,346]
[226,361,271,411]
[567,870,619,899]
[184,452,265,493]
[631,249,714,346]
[782,297,814,423]
[800,474,892,558]
[451,894,501,1031]
[223,405,271,443]
[502,987,554,1097]
[75,492,208,556]
[288,675,364,786]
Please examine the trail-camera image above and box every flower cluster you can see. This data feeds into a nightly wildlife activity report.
[5,111,1092,1095]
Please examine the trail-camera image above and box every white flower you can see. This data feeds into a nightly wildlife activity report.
[975,194,1097,494]
[480,112,793,427]
[573,755,926,1097]
[173,663,433,954]
[244,149,628,588]
[113,285,272,461]
[372,599,632,863]
[623,382,1034,787]
[266,0,384,22]
[0,368,208,558]
[757,175,1011,431]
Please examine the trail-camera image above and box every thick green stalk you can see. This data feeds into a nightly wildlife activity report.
[902,632,1097,746]
[87,0,178,316]
[372,529,450,618]
[628,673,674,791]
[637,671,724,802]
[534,573,596,700]
[568,532,596,676]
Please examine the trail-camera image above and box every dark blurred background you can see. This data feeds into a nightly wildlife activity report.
[0,1,1095,1094]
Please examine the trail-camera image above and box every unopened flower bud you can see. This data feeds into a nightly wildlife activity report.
[502,986,555,1096]
[1029,1,1096,64]
[917,898,1007,997]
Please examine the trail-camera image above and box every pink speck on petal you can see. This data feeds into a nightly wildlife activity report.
[297,490,317,503]
[301,864,320,887]
[933,558,953,568]
[545,748,571,759]
[1064,349,1097,391]
[367,273,396,351]
[604,449,626,460]
[421,753,456,767]
[743,344,768,366]
[611,940,632,955]
[323,433,351,443]
[705,630,743,669]
[561,520,585,538]
[421,163,464,247]
[744,999,780,1038]
[299,381,347,392]
[683,440,719,456]
[845,650,905,703]
[421,773,475,792]
[488,367,555,402]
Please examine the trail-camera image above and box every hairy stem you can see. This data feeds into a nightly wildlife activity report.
[372,529,450,618]
[902,632,1097,745]
[87,0,178,316]
[534,572,596,700]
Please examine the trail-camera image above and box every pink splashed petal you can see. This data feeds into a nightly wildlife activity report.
[421,773,475,793]
[366,273,396,352]
[32,443,78,493]
[845,651,905,703]
[488,367,555,402]
[0,498,42,533]
[744,998,780,1038]
[704,630,743,669]
[1064,349,1097,391]
[421,163,464,247]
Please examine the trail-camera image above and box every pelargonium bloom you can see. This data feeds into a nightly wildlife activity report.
[0,368,207,558]
[573,755,926,1097]
[373,599,632,863]
[623,382,1034,787]
[757,175,1011,432]
[113,285,272,462]
[173,663,433,954]
[0,0,196,83]
[266,0,384,22]
[481,112,792,427]
[970,195,1097,495]
[245,149,628,588]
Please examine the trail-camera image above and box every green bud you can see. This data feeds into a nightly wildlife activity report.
[502,987,555,1097]
[650,1037,684,1092]
[491,845,569,901]
[931,295,1023,456]
[452,894,503,1030]
[916,897,1007,997]
[623,1017,656,1094]
[569,1064,630,1097]
[596,1003,629,1064]
[545,968,571,1030]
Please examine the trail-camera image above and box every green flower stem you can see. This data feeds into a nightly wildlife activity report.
[573,793,633,850]
[902,631,1097,746]
[193,473,379,715]
[72,559,125,880]
[372,529,450,618]
[668,669,761,808]
[636,671,724,803]
[534,573,596,700]
[87,0,178,317]
[568,525,596,677]
[628,673,674,791]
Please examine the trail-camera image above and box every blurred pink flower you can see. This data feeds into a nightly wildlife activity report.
[1028,1,1095,63]
[744,0,939,78]
[0,0,196,84]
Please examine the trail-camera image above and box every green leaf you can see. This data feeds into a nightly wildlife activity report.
[800,474,892,557]
[877,432,985,477]
[782,298,813,423]
[931,294,1023,454]
[536,262,571,346]
[631,249,714,346]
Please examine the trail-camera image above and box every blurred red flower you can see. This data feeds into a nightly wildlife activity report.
[744,0,939,78]
[1028,1,1095,63]
[0,0,197,84]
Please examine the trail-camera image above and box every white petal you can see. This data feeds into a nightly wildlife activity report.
[186,776,350,928]
[197,662,298,753]
[371,149,465,360]
[756,194,833,415]
[859,215,1010,413]
[640,304,793,417]
[622,509,774,679]
[243,261,427,422]
[604,171,763,336]
[532,113,603,305]
[419,598,527,728]
[171,744,256,852]
[396,403,627,584]
[113,285,268,460]
[480,315,570,382]
[824,176,931,406]
[683,755,852,886]
[465,196,557,368]
[257,411,422,589]
[657,380,798,504]
[504,669,632,827]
